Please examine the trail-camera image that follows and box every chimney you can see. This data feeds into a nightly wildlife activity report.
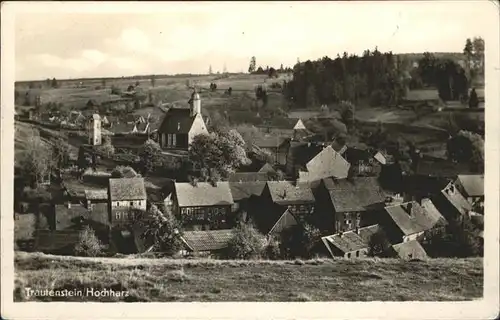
[177,122,181,131]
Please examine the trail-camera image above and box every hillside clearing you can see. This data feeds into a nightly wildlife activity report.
[15,252,482,302]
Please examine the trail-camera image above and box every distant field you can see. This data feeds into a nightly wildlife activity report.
[14,252,482,302]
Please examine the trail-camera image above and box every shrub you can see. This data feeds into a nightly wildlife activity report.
[264,236,282,259]
[140,204,184,256]
[280,223,322,259]
[226,223,265,259]
[367,229,391,257]
[74,226,103,257]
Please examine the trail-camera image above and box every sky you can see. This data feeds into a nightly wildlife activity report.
[13,1,491,81]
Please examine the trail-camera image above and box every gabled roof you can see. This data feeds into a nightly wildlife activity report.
[175,182,234,207]
[322,177,386,212]
[384,201,445,236]
[321,225,379,254]
[258,163,276,174]
[181,229,235,252]
[391,240,428,260]
[229,181,266,202]
[228,172,268,182]
[84,189,108,201]
[268,209,298,235]
[109,177,147,201]
[300,145,350,182]
[440,183,472,215]
[266,181,315,205]
[158,108,197,134]
[293,119,307,130]
[456,174,484,197]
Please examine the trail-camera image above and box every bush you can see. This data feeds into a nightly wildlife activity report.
[226,223,265,259]
[280,223,322,259]
[264,236,282,259]
[74,226,103,257]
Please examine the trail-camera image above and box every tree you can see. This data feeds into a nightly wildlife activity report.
[189,129,251,180]
[339,100,355,130]
[74,226,103,257]
[463,38,474,78]
[111,85,122,95]
[367,229,391,257]
[447,130,484,172]
[52,138,71,172]
[18,132,52,188]
[111,165,138,178]
[138,139,162,175]
[268,67,278,78]
[140,204,183,255]
[248,56,256,73]
[226,223,265,259]
[280,223,322,259]
[96,136,115,157]
[151,74,156,87]
[422,218,482,258]
[472,37,485,75]
[51,78,58,88]
[77,146,90,172]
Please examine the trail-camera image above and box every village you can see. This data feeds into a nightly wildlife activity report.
[14,78,485,261]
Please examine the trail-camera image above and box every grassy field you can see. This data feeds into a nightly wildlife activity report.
[14,252,482,302]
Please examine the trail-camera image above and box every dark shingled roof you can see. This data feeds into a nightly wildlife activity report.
[175,182,234,207]
[229,181,266,202]
[158,108,196,134]
[109,177,147,201]
[289,141,325,168]
[85,189,108,201]
[456,174,484,197]
[181,229,235,252]
[322,225,379,254]
[228,172,268,182]
[391,240,428,260]
[384,201,445,236]
[322,177,386,212]
[267,181,315,205]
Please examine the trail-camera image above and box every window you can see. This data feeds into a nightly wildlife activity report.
[356,251,359,257]
[347,253,351,258]
[130,201,134,207]
[167,134,172,146]
[115,212,121,219]
[172,134,177,146]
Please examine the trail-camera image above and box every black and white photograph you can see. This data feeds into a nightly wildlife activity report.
[1,1,499,319]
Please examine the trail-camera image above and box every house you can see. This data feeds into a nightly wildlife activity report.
[157,91,208,151]
[432,181,473,222]
[229,181,267,213]
[313,177,387,233]
[255,181,315,233]
[321,224,381,259]
[343,147,381,177]
[84,189,108,209]
[180,229,235,256]
[289,144,350,182]
[170,181,234,231]
[251,136,290,165]
[454,174,484,205]
[382,200,446,244]
[292,119,313,141]
[108,177,147,226]
[387,240,428,261]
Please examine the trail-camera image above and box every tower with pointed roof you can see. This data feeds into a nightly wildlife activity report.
[191,88,201,117]
[88,113,102,146]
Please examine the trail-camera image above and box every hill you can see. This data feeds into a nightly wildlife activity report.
[15,252,482,302]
